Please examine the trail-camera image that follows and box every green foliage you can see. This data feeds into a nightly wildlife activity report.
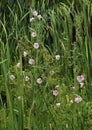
[0,0,92,129]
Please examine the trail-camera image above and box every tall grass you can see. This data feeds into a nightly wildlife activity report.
[0,0,92,129]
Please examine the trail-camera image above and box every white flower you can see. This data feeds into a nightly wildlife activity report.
[25,76,30,81]
[52,90,58,96]
[55,55,60,60]
[80,82,84,88]
[33,10,38,16]
[10,74,15,80]
[71,86,76,91]
[29,17,34,22]
[31,32,37,37]
[33,43,39,49]
[23,51,27,57]
[55,85,59,89]
[70,100,73,104]
[37,15,42,20]
[29,59,34,65]
[37,78,42,84]
[66,124,68,128]
[16,62,20,68]
[18,96,21,100]
[56,102,61,107]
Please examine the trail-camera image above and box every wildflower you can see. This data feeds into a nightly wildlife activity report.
[55,54,60,60]
[70,100,73,104]
[55,85,59,89]
[74,97,82,103]
[71,86,76,91]
[16,62,20,68]
[29,59,34,65]
[25,76,30,81]
[23,51,27,57]
[18,96,21,100]
[37,78,42,84]
[33,43,39,49]
[80,82,84,88]
[56,102,61,107]
[52,90,59,96]
[31,32,37,37]
[37,15,42,20]
[29,17,34,22]
[77,75,84,83]
[33,10,38,16]
[66,124,68,128]
[10,74,15,80]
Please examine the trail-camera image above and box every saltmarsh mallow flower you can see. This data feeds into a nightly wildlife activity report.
[77,75,84,83]
[37,15,42,20]
[18,96,22,100]
[33,43,39,49]
[80,82,84,88]
[33,10,38,16]
[37,78,43,84]
[25,76,30,82]
[55,54,60,60]
[29,17,34,22]
[52,90,59,96]
[23,51,27,57]
[70,100,73,104]
[16,62,20,68]
[56,102,61,107]
[55,85,59,89]
[31,32,37,37]
[29,59,34,65]
[10,74,15,80]
[74,96,82,103]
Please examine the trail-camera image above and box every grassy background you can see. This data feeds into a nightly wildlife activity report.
[0,0,92,129]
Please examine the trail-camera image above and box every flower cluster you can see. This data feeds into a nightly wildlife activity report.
[30,10,42,23]
[77,75,84,88]
[52,85,61,107]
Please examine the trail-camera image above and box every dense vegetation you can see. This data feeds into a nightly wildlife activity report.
[0,0,92,129]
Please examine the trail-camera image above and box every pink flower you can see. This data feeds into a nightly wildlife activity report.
[33,10,38,16]
[37,15,42,20]
[77,75,84,83]
[23,51,27,57]
[56,102,61,107]
[29,17,34,22]
[31,32,37,37]
[37,78,42,84]
[55,55,60,60]
[33,43,39,49]
[16,62,20,68]
[29,59,34,65]
[52,90,59,96]
[74,97,82,103]
[10,74,15,80]
[25,76,30,81]
[80,82,84,88]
